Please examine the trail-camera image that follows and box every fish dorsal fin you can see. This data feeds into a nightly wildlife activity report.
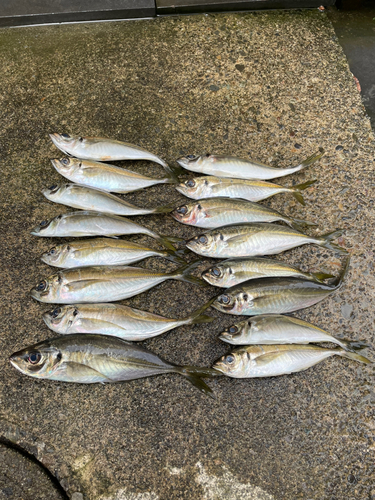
[61,362,113,383]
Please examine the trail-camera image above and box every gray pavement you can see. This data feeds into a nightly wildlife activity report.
[0,10,374,500]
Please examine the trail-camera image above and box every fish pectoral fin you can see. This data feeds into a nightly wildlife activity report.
[227,234,253,245]
[253,352,282,367]
[62,362,113,383]
[66,279,113,292]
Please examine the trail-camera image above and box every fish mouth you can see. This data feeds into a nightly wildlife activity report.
[176,158,189,169]
[30,288,40,300]
[211,361,226,374]
[171,209,183,222]
[175,184,187,195]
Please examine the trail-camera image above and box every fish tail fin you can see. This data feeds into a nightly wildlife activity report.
[161,249,187,264]
[163,165,181,184]
[290,218,317,231]
[310,271,335,282]
[152,201,177,214]
[182,299,216,325]
[339,350,373,364]
[175,366,221,398]
[337,338,370,352]
[293,149,325,172]
[292,179,318,205]
[318,229,348,255]
[329,256,351,288]
[169,260,208,287]
[155,235,178,252]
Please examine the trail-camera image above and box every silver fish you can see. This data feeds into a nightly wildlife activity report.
[177,150,324,180]
[202,257,334,288]
[30,262,204,304]
[220,314,357,350]
[41,238,184,268]
[212,258,349,316]
[50,133,168,167]
[176,176,317,206]
[186,223,347,259]
[42,183,173,216]
[9,335,220,396]
[51,157,178,193]
[30,211,178,251]
[213,344,371,378]
[171,198,315,230]
[43,302,213,341]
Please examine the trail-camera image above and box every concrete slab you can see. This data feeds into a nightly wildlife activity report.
[0,11,374,500]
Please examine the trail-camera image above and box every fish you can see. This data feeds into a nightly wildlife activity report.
[9,334,220,396]
[186,223,347,259]
[176,176,317,206]
[43,302,213,341]
[51,157,178,193]
[50,133,169,167]
[42,183,174,216]
[219,314,362,350]
[202,257,334,288]
[212,344,372,378]
[41,238,184,268]
[30,211,179,251]
[171,198,315,230]
[211,257,350,316]
[176,150,324,180]
[30,261,206,304]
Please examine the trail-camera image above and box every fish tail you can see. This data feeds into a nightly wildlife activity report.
[182,299,216,325]
[152,201,177,214]
[169,260,208,287]
[318,229,348,255]
[330,256,351,288]
[339,350,373,364]
[175,366,222,398]
[337,338,370,352]
[163,165,181,184]
[293,149,325,172]
[310,271,335,282]
[161,249,187,264]
[290,218,317,231]
[155,235,178,252]
[292,179,318,206]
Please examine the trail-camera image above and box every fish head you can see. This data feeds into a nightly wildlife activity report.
[186,232,217,256]
[171,202,207,225]
[219,320,250,344]
[30,273,63,303]
[43,305,78,333]
[41,182,67,202]
[175,177,209,198]
[9,340,63,379]
[41,243,70,267]
[30,214,62,236]
[201,264,230,286]
[51,157,82,177]
[49,133,81,155]
[213,289,252,314]
[212,351,243,376]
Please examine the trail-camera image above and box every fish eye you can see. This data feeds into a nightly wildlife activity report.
[219,294,230,304]
[36,280,47,291]
[49,247,56,255]
[186,180,196,187]
[198,235,208,244]
[39,220,49,228]
[51,307,61,318]
[48,184,59,193]
[28,352,41,364]
[176,206,188,215]
[61,133,70,139]
[211,267,222,277]
[229,326,238,334]
[225,355,235,364]
[61,157,70,165]
[186,154,196,160]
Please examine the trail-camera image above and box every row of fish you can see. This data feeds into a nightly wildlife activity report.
[10,134,372,394]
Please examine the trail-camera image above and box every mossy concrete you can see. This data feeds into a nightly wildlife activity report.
[0,11,374,500]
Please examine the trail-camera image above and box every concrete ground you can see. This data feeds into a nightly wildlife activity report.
[0,10,374,500]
